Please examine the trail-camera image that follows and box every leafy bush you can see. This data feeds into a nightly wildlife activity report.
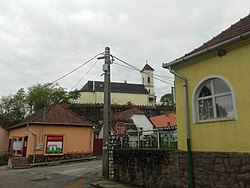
[0,153,8,166]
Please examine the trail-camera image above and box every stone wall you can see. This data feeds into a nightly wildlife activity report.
[113,149,179,188]
[179,151,250,187]
[113,150,250,187]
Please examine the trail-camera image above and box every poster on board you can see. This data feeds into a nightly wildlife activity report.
[46,136,63,154]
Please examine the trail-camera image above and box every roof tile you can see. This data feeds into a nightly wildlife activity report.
[150,113,176,128]
[113,107,144,120]
[10,104,92,129]
[80,81,148,94]
[186,13,250,57]
[141,63,154,72]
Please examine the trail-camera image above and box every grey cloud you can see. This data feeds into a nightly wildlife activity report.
[0,0,250,100]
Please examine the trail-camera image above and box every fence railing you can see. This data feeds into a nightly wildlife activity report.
[115,126,178,149]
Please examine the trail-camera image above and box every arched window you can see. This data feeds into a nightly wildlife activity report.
[194,78,235,122]
[148,77,150,83]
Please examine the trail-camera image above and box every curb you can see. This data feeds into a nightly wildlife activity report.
[30,156,97,167]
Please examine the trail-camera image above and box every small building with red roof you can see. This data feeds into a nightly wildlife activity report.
[7,104,94,165]
[150,113,176,128]
[112,107,154,131]
[98,107,154,139]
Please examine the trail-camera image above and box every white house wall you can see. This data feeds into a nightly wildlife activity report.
[131,114,154,131]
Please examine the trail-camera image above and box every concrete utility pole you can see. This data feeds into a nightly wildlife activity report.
[102,47,111,178]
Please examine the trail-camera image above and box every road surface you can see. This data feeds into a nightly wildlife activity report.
[0,159,102,188]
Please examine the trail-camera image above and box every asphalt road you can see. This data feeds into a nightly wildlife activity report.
[0,159,102,188]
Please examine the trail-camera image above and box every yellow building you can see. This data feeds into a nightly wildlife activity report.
[163,14,250,187]
[77,64,156,105]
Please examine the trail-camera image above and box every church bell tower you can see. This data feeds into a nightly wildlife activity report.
[141,62,156,105]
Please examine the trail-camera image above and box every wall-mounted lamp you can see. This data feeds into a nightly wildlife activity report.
[218,49,227,57]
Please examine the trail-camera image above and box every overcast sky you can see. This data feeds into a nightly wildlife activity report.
[0,1,249,101]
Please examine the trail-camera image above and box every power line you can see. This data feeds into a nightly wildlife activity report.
[151,74,174,84]
[112,55,141,72]
[70,58,99,91]
[153,73,174,80]
[112,55,174,86]
[113,62,137,71]
[114,61,174,83]
[48,52,103,86]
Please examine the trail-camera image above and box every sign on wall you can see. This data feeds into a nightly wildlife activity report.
[46,136,63,154]
[13,140,23,151]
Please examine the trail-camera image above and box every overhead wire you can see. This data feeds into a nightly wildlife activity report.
[70,58,99,91]
[112,55,174,86]
[153,73,174,80]
[113,61,173,83]
[151,73,174,84]
[112,55,141,72]
[112,62,137,71]
[47,52,103,86]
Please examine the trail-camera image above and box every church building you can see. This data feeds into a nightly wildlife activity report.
[77,64,156,105]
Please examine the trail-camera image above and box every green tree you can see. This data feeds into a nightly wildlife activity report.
[26,83,80,113]
[0,83,80,127]
[0,88,27,127]
[67,90,81,104]
[160,93,174,106]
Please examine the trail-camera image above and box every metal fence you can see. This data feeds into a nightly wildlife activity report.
[117,126,178,149]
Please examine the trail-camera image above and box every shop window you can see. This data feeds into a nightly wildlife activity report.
[46,136,64,154]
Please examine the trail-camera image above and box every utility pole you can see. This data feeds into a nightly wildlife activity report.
[102,47,111,178]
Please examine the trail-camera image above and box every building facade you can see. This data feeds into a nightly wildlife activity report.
[163,14,250,187]
[141,64,156,104]
[77,64,156,105]
[7,104,94,164]
[0,125,8,156]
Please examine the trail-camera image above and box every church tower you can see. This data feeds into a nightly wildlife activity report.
[141,63,156,105]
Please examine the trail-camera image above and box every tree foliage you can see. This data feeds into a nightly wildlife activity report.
[0,83,80,127]
[160,93,174,106]
[0,89,27,127]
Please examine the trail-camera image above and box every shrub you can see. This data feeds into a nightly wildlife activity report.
[0,153,8,166]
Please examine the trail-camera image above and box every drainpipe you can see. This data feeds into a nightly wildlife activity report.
[26,123,37,164]
[168,66,194,188]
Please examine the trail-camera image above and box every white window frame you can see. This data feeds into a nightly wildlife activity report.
[192,75,237,123]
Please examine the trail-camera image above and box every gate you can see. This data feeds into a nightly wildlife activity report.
[93,139,103,156]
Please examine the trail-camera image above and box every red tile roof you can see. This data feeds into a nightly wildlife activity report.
[113,107,144,120]
[164,13,250,68]
[150,113,176,128]
[9,104,93,129]
[186,13,250,57]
